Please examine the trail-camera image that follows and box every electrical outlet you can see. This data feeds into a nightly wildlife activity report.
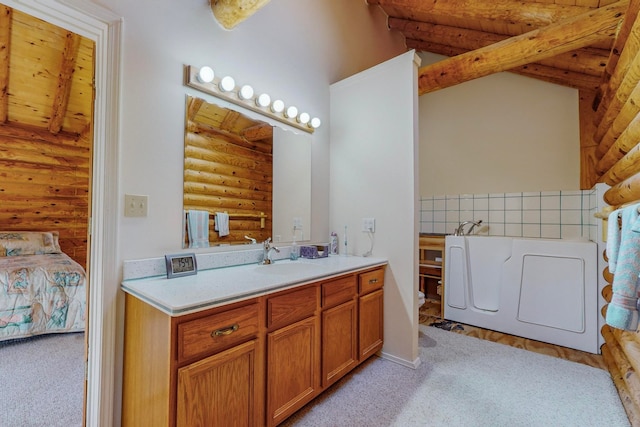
[124,194,148,217]
[293,217,303,230]
[362,217,375,232]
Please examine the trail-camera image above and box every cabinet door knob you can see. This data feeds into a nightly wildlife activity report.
[369,278,378,284]
[212,323,239,337]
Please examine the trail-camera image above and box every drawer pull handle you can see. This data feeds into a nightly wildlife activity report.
[212,323,239,337]
[369,278,378,284]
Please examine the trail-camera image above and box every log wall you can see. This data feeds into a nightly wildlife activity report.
[183,122,272,246]
[590,2,640,424]
[0,123,91,267]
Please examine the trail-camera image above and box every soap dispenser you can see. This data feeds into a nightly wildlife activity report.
[290,233,299,260]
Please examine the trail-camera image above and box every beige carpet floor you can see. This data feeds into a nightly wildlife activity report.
[282,325,630,427]
[0,332,84,427]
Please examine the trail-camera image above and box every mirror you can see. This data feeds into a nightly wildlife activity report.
[183,95,311,248]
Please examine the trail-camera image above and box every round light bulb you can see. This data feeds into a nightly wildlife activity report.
[219,76,235,92]
[297,112,310,124]
[238,84,254,100]
[256,93,271,108]
[285,105,298,119]
[197,66,214,83]
[271,99,285,113]
[310,117,321,129]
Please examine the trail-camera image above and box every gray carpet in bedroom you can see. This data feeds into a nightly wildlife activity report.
[282,325,630,427]
[0,332,84,427]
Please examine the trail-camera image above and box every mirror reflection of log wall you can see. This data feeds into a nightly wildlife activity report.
[0,125,91,267]
[589,2,640,424]
[183,114,273,247]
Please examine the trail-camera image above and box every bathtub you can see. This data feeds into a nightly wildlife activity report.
[444,235,598,353]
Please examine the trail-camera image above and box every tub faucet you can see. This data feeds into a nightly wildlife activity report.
[262,238,280,264]
[454,220,483,236]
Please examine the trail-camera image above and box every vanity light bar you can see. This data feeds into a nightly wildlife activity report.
[184,65,320,134]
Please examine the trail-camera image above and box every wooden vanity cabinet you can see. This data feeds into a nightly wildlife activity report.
[359,267,384,359]
[122,295,264,427]
[321,274,358,388]
[122,265,386,427]
[266,285,321,427]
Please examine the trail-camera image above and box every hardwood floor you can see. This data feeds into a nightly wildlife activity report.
[419,300,606,370]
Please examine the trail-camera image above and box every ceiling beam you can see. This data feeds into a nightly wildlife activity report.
[417,1,627,95]
[0,6,11,124]
[367,0,591,27]
[211,0,271,30]
[396,18,609,77]
[408,39,602,91]
[48,31,80,134]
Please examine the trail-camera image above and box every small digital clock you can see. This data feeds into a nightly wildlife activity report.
[165,253,198,279]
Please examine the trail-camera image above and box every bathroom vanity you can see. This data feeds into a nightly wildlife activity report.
[120,256,386,427]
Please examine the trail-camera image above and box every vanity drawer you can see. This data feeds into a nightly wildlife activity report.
[322,275,357,308]
[177,302,260,362]
[359,268,384,295]
[267,285,318,330]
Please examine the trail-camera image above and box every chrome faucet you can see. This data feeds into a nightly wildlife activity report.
[454,220,483,236]
[262,238,280,264]
[245,235,257,244]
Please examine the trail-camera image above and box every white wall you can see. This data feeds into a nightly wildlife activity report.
[91,0,405,423]
[419,52,581,196]
[330,51,420,367]
[97,0,405,261]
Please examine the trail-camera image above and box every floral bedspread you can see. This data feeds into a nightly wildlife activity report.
[0,253,86,342]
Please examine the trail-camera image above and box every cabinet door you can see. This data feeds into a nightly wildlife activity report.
[322,299,358,387]
[267,316,320,427]
[359,289,384,360]
[177,340,257,427]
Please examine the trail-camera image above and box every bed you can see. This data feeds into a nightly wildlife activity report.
[0,231,86,342]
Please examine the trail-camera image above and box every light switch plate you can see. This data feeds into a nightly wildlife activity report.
[125,194,148,217]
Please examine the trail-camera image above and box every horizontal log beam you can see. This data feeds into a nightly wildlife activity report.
[407,39,602,91]
[593,6,640,144]
[417,1,627,94]
[597,113,640,179]
[368,0,591,27]
[604,169,640,205]
[394,18,609,77]
[592,0,640,111]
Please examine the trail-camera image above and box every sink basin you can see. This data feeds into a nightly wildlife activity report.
[254,261,324,275]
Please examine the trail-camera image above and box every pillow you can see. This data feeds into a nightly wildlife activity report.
[0,231,62,257]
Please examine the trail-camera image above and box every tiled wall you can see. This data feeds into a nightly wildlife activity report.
[420,189,600,241]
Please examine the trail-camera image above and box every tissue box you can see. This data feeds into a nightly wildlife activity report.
[300,244,329,259]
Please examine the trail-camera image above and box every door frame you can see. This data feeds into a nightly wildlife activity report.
[5,0,122,425]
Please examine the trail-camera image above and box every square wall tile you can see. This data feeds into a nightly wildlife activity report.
[488,223,504,236]
[505,223,523,237]
[561,194,581,210]
[505,196,522,210]
[541,210,560,224]
[489,197,505,210]
[523,210,541,223]
[561,210,582,225]
[523,224,541,238]
[523,195,541,210]
[541,195,560,210]
[541,225,560,239]
[489,210,504,223]
[505,210,521,223]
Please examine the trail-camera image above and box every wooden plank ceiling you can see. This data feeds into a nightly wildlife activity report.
[366,0,626,94]
[0,6,94,137]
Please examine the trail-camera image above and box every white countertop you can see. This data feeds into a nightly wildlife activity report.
[121,255,387,316]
